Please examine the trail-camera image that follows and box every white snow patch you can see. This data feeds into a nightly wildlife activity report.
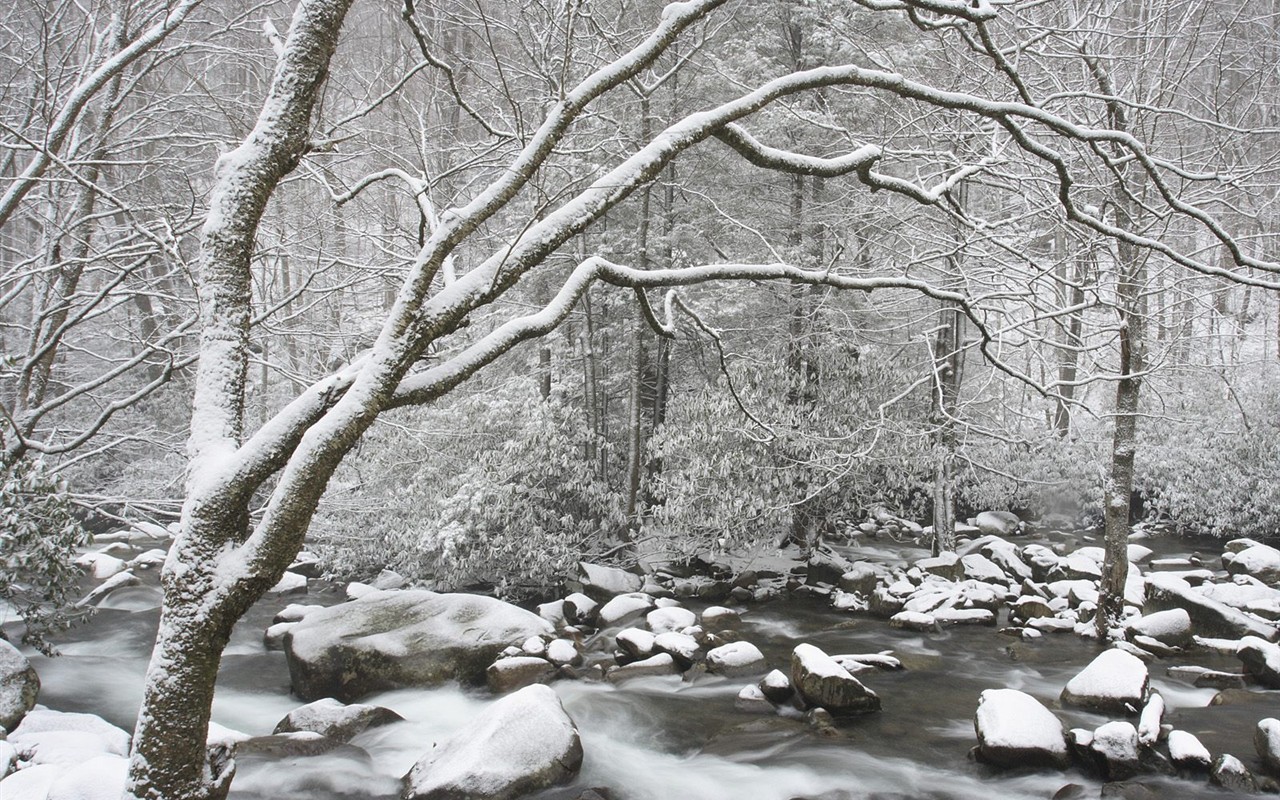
[974,689,1066,754]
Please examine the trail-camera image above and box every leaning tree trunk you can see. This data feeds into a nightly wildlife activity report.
[930,293,965,555]
[127,1,353,798]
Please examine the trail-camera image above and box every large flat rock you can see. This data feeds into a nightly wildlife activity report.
[285,590,553,701]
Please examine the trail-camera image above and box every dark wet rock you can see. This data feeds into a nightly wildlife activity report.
[790,643,880,716]
[402,684,582,800]
[285,590,553,701]
[973,688,1069,770]
[0,639,39,732]
[735,683,775,714]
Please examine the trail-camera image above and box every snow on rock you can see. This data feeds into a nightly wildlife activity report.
[1256,718,1280,776]
[616,628,657,660]
[890,611,937,632]
[562,592,598,626]
[973,689,1068,770]
[790,643,880,715]
[285,590,553,702]
[1146,573,1279,641]
[1060,648,1149,714]
[1125,608,1192,647]
[268,571,308,595]
[701,606,739,628]
[1209,753,1257,793]
[1127,544,1154,564]
[734,683,774,714]
[917,552,962,581]
[975,511,1020,537]
[127,548,168,570]
[646,606,696,634]
[1090,720,1140,780]
[264,621,296,650]
[960,554,1007,585]
[75,571,140,608]
[1167,729,1212,770]
[273,697,402,742]
[1137,691,1164,745]
[1048,554,1102,582]
[7,709,130,765]
[759,669,793,703]
[653,631,700,667]
[274,604,324,624]
[403,684,582,800]
[544,639,581,667]
[1224,543,1280,583]
[607,653,679,683]
[1238,636,1280,688]
[3,754,127,800]
[1,739,16,777]
[74,552,127,580]
[486,656,557,694]
[705,641,765,677]
[935,608,995,625]
[0,640,39,732]
[577,562,642,600]
[597,592,655,626]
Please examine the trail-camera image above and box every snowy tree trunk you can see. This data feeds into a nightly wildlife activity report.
[930,295,965,555]
[126,1,353,797]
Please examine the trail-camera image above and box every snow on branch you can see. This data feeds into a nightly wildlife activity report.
[0,0,202,231]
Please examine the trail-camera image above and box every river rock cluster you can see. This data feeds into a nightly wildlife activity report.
[5,513,1280,799]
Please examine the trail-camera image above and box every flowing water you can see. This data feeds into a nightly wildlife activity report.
[16,534,1277,800]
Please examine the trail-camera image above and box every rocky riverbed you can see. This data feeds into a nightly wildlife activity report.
[3,515,1280,799]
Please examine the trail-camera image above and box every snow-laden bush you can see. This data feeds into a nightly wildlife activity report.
[0,457,91,652]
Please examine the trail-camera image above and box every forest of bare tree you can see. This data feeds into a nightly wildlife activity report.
[2,1,1280,799]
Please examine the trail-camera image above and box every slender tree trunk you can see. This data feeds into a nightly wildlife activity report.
[1053,246,1088,438]
[930,291,965,555]
[127,2,353,797]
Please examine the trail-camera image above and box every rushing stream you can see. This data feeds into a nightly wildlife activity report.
[16,532,1278,800]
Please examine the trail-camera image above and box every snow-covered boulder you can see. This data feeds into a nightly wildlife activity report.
[577,562,642,600]
[0,754,128,800]
[274,604,324,624]
[1137,691,1164,746]
[403,685,581,800]
[735,683,774,714]
[1256,718,1280,776]
[1146,573,1279,641]
[701,606,740,628]
[486,656,557,694]
[705,642,765,677]
[646,606,696,634]
[806,549,855,586]
[975,511,1020,537]
[890,611,937,632]
[759,669,793,704]
[273,697,401,742]
[1060,649,1149,714]
[7,709,130,765]
[1209,754,1257,793]
[1224,543,1280,584]
[264,621,296,650]
[268,571,308,595]
[74,552,127,580]
[973,689,1068,770]
[790,643,879,715]
[1168,730,1212,771]
[75,571,140,608]
[0,640,39,732]
[1048,554,1102,582]
[917,552,962,581]
[1238,636,1280,688]
[1125,608,1192,647]
[607,653,679,683]
[653,631,700,668]
[596,592,655,626]
[616,628,657,661]
[284,590,553,701]
[1089,720,1140,780]
[961,554,1008,585]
